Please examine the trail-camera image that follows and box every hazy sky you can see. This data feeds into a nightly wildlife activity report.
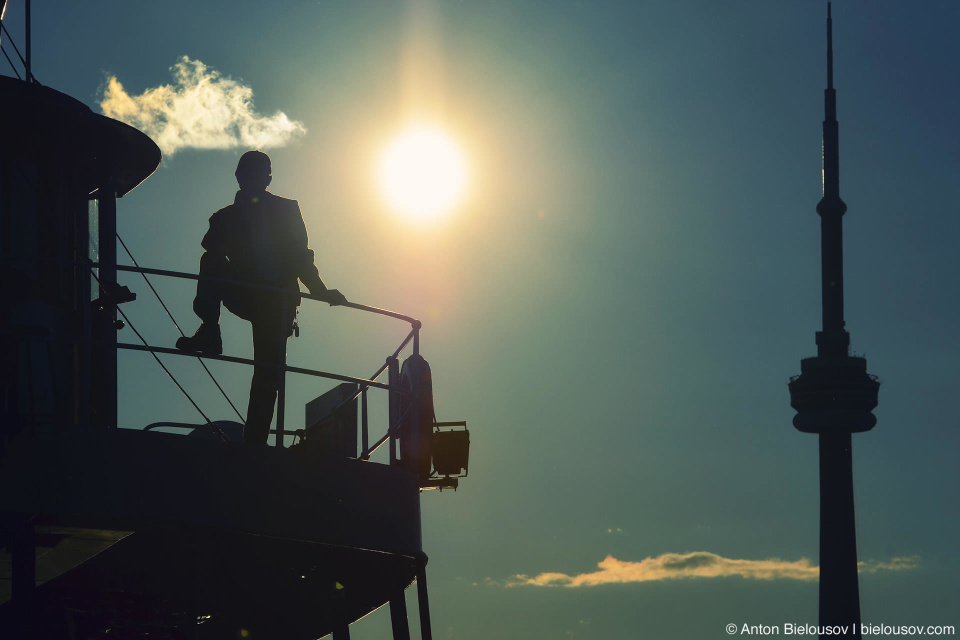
[7,1,959,637]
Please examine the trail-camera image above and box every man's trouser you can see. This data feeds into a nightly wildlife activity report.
[193,252,296,446]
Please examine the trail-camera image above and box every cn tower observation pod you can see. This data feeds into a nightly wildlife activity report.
[0,72,469,639]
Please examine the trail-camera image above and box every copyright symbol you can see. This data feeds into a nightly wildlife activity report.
[726,623,738,635]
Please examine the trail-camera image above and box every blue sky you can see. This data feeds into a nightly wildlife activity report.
[6,1,959,637]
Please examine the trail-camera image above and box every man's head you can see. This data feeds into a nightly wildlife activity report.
[235,151,272,193]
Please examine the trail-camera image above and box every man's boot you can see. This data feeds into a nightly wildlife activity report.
[175,323,223,355]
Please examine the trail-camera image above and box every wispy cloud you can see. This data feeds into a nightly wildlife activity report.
[858,556,920,573]
[99,56,306,156]
[507,552,919,587]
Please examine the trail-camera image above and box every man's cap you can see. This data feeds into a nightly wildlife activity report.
[236,150,272,176]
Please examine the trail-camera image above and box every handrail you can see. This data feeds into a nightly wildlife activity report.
[108,264,421,330]
[106,262,420,460]
[117,343,394,391]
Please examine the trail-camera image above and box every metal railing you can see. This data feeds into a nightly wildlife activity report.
[111,264,421,461]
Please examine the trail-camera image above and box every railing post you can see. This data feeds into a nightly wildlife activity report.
[275,300,288,448]
[25,0,31,83]
[275,367,285,448]
[388,356,400,465]
[361,386,369,456]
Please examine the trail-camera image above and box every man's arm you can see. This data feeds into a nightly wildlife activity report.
[289,201,347,306]
[301,265,346,305]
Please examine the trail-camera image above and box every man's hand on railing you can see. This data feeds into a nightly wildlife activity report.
[303,275,347,306]
[318,288,348,306]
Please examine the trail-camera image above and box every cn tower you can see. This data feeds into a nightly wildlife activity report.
[788,5,880,639]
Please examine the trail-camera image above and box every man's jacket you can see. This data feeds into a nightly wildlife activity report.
[201,190,322,303]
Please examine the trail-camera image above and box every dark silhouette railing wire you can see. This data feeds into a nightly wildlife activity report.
[88,267,230,442]
[0,21,38,84]
[1,23,25,73]
[116,233,245,422]
[2,46,21,80]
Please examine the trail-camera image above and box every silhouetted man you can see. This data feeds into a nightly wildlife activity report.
[177,151,346,445]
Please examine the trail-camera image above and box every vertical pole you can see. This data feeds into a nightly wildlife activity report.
[96,182,118,429]
[10,519,35,600]
[389,591,411,640]
[332,580,351,640]
[388,356,399,465]
[24,0,31,83]
[76,198,93,428]
[275,366,285,447]
[10,517,36,635]
[361,386,369,457]
[416,556,434,640]
[275,301,287,448]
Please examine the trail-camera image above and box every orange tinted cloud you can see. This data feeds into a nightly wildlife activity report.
[508,552,919,587]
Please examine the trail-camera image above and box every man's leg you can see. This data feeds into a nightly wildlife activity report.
[176,252,228,354]
[243,307,291,446]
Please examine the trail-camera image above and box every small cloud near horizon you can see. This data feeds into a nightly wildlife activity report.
[507,552,919,587]
[99,56,306,156]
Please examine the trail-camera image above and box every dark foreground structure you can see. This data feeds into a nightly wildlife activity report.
[0,19,469,639]
[788,6,879,639]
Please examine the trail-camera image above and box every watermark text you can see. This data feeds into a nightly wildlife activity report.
[726,623,955,636]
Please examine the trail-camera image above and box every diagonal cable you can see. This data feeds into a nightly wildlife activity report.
[1,23,27,68]
[116,233,245,422]
[0,23,38,84]
[2,46,22,79]
[88,266,229,443]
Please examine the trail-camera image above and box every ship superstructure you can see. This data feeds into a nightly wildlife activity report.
[0,7,469,638]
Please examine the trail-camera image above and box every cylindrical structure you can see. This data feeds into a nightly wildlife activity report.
[0,77,160,437]
[818,432,862,638]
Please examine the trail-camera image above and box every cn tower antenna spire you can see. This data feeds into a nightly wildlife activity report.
[827,3,834,90]
[817,0,846,352]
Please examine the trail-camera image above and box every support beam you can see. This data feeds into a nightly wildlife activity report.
[390,591,411,640]
[333,580,351,640]
[416,557,433,640]
[9,518,36,636]
[93,182,118,428]
[10,519,35,601]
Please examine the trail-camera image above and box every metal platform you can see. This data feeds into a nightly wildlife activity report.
[0,427,423,638]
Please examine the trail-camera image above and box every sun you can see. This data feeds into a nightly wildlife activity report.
[377,123,469,222]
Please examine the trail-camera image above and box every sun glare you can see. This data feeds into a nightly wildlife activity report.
[377,124,469,222]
